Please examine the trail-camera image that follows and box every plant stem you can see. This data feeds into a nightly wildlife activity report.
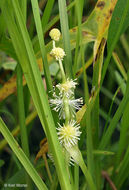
[17,64,30,157]
[59,59,66,82]
[74,164,79,190]
[79,153,96,190]
[16,64,31,190]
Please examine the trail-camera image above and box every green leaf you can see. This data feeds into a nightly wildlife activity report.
[99,71,129,150]
[115,145,129,188]
[102,0,129,84]
[107,0,129,51]
[58,0,73,78]
[115,101,129,167]
[31,0,53,91]
[41,0,55,30]
[0,117,48,190]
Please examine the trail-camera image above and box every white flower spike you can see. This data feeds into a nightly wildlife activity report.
[57,121,81,148]
[49,28,61,41]
[50,47,66,61]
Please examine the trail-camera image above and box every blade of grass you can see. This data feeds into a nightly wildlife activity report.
[92,39,106,147]
[120,34,129,59]
[16,64,30,157]
[101,0,129,85]
[114,101,129,170]
[115,144,129,189]
[112,52,127,81]
[19,0,27,21]
[114,71,126,95]
[58,0,73,78]
[41,0,55,30]
[99,71,129,150]
[73,0,84,76]
[82,48,95,180]
[30,0,53,92]
[0,117,48,190]
[103,86,120,135]
[73,0,84,188]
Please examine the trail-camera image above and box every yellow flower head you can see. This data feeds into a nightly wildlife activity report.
[50,47,65,61]
[57,121,81,148]
[56,79,77,96]
[49,28,61,41]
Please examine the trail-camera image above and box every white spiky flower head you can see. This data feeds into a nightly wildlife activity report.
[49,90,83,119]
[49,92,64,118]
[57,121,81,148]
[49,28,61,41]
[50,47,66,61]
[56,78,77,97]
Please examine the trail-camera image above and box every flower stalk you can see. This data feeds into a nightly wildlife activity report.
[49,28,96,189]
[49,27,82,153]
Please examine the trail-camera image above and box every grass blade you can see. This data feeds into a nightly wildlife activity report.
[99,72,129,149]
[101,0,129,85]
[58,0,73,78]
[0,117,48,190]
[31,0,53,91]
[41,0,55,30]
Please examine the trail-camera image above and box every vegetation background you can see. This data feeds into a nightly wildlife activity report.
[0,0,129,189]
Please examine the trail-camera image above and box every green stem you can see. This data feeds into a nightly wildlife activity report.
[58,59,71,124]
[0,117,48,190]
[16,64,31,189]
[74,164,79,190]
[58,0,73,78]
[79,154,96,190]
[63,96,71,125]
[20,0,27,21]
[17,64,29,157]
[120,34,129,59]
[31,0,53,92]
[58,59,66,82]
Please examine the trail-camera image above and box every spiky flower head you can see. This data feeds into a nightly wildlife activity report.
[49,91,64,118]
[57,121,81,148]
[49,90,83,119]
[49,28,61,41]
[50,47,65,61]
[56,78,77,97]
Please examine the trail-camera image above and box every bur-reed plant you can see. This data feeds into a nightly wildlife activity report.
[0,0,129,190]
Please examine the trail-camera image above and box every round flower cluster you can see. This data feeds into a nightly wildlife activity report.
[49,28,61,41]
[56,78,77,97]
[50,47,65,61]
[57,121,81,148]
